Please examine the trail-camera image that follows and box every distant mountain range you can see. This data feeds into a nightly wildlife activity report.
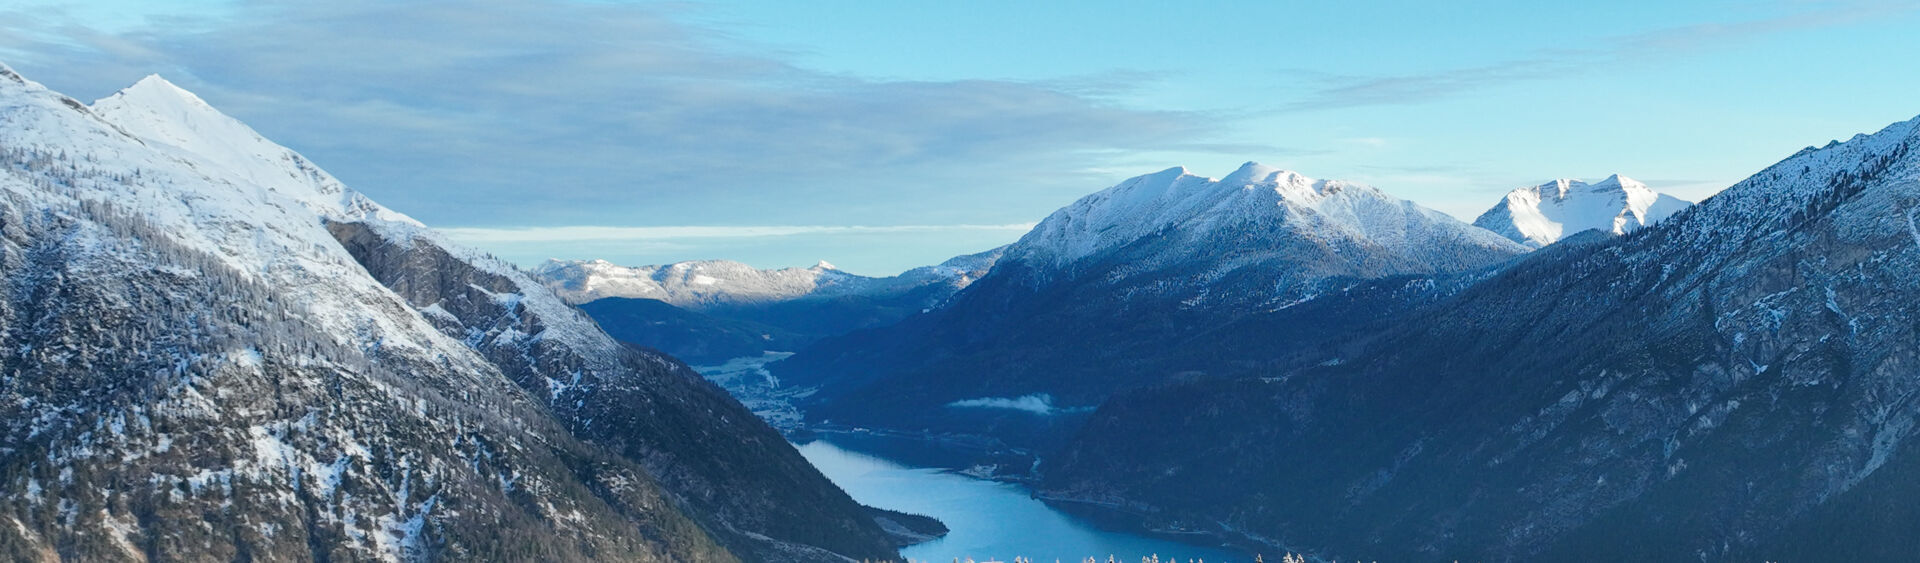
[554,162,1705,460]
[24,48,1886,562]
[0,64,904,561]
[535,251,999,363]
[770,163,1543,451]
[545,126,1920,561]
[1043,116,1920,559]
[537,252,1001,307]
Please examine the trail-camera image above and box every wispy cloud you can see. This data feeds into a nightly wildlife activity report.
[0,0,1253,229]
[946,394,1090,415]
[439,223,1037,243]
[1281,1,1915,112]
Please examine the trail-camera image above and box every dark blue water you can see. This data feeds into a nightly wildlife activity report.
[796,438,1251,563]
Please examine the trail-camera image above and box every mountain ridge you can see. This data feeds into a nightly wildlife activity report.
[536,246,1003,308]
[1043,112,1920,561]
[0,64,899,561]
[1472,174,1691,247]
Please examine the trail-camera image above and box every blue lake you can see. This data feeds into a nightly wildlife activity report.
[796,438,1252,563]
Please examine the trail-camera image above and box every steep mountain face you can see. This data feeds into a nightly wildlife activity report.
[1473,174,1692,247]
[1045,116,1920,560]
[0,65,896,561]
[774,162,1528,449]
[538,250,1001,364]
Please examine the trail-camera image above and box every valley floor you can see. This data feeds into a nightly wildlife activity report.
[690,355,1267,562]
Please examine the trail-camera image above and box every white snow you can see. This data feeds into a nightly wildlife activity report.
[534,246,1003,306]
[0,66,496,377]
[1473,175,1693,248]
[1006,161,1527,273]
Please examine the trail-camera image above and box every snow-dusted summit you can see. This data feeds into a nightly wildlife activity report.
[1472,174,1692,247]
[1007,161,1528,285]
[536,247,1002,307]
[0,64,899,561]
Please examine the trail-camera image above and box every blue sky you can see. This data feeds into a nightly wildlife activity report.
[2,1,1918,274]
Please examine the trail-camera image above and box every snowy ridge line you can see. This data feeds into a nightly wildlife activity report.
[79,70,642,379]
[1472,174,1692,248]
[535,246,1004,307]
[3,60,904,561]
[1010,161,1527,267]
[1,63,481,367]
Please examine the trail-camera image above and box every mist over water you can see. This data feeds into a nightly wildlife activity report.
[796,439,1249,562]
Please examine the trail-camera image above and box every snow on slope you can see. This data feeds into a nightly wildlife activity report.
[1472,175,1692,247]
[0,64,897,561]
[0,63,673,562]
[87,74,641,373]
[1008,161,1527,273]
[536,246,1002,306]
[0,67,478,370]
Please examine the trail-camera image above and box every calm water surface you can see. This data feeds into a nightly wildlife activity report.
[797,438,1250,563]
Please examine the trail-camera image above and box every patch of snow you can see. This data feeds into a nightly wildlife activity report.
[1006,162,1526,277]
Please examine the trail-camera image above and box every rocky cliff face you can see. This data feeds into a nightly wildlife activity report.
[1044,116,1920,560]
[0,64,896,562]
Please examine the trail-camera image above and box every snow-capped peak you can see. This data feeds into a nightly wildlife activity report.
[126,74,212,107]
[89,73,424,233]
[1008,162,1520,269]
[93,74,260,159]
[1221,161,1291,185]
[1473,174,1692,248]
[811,260,839,271]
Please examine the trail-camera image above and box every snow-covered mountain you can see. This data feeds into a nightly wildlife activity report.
[536,249,1001,307]
[1048,115,1920,560]
[0,64,899,561]
[535,250,1002,363]
[773,162,1531,451]
[1473,174,1692,247]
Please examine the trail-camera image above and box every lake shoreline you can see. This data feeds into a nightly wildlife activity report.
[795,435,1253,562]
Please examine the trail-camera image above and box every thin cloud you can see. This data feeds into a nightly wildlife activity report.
[439,223,1038,243]
[946,394,1091,415]
[1281,1,1914,112]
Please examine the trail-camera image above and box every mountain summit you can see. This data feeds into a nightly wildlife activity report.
[1473,174,1691,247]
[1014,161,1527,279]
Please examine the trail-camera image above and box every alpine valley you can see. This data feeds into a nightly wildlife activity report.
[551,112,1920,559]
[9,49,1920,562]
